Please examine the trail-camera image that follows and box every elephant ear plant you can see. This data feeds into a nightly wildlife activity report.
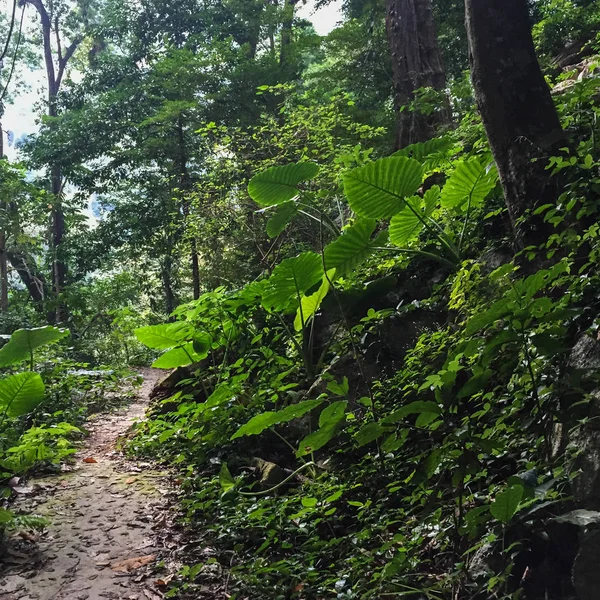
[0,327,70,532]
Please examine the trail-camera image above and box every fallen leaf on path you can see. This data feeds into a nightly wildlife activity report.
[83,457,98,464]
[154,574,173,586]
[111,554,156,573]
[126,477,137,484]
[17,530,38,542]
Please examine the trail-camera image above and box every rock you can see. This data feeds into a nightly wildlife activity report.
[250,458,285,490]
[551,56,600,96]
[552,509,600,529]
[573,530,600,600]
[149,368,188,403]
[566,334,600,509]
[148,365,210,413]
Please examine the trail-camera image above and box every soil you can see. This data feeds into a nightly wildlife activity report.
[0,368,174,600]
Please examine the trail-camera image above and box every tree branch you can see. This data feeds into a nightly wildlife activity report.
[56,37,82,89]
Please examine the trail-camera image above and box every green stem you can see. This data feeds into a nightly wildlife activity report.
[379,246,458,270]
[402,202,461,264]
[238,461,316,496]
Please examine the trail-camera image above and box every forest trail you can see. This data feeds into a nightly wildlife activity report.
[0,368,172,600]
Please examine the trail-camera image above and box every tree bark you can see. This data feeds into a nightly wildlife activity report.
[0,122,7,313]
[465,0,565,246]
[385,0,450,149]
[24,0,83,322]
[7,249,47,307]
[176,119,200,300]
[279,0,298,68]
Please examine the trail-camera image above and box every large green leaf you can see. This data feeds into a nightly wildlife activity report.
[381,401,442,425]
[354,421,388,447]
[441,159,498,212]
[134,322,191,350]
[490,485,523,523]
[262,252,324,312]
[294,272,333,332]
[231,399,323,440]
[0,372,45,418]
[389,186,440,247]
[297,400,348,457]
[344,156,423,219]
[248,162,319,207]
[266,201,298,238]
[219,463,235,492]
[152,343,205,369]
[0,327,70,368]
[323,219,388,275]
[393,137,453,171]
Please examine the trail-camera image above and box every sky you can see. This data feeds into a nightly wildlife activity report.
[1,0,343,160]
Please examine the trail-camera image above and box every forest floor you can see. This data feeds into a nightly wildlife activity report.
[0,368,178,600]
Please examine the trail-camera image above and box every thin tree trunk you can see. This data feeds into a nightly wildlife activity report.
[24,0,83,322]
[386,0,450,149]
[0,233,8,314]
[0,121,7,313]
[465,0,565,246]
[176,119,201,300]
[161,259,175,317]
[279,0,298,68]
[191,238,200,300]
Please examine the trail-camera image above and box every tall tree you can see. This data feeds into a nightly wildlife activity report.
[385,0,449,148]
[20,0,89,322]
[465,0,565,245]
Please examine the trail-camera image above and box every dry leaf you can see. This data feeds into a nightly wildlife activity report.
[83,457,98,464]
[154,574,173,586]
[125,477,137,484]
[111,554,156,573]
[17,531,38,543]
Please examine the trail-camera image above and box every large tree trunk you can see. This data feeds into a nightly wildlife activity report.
[465,0,565,246]
[386,0,450,149]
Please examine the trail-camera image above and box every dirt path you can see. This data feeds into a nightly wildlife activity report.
[0,368,173,600]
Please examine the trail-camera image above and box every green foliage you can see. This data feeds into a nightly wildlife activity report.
[261,252,324,312]
[248,162,320,207]
[0,327,70,368]
[231,399,323,440]
[323,219,387,275]
[490,485,524,523]
[0,372,45,419]
[344,157,423,218]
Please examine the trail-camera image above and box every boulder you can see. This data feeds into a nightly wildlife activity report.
[250,458,285,490]
[567,334,600,509]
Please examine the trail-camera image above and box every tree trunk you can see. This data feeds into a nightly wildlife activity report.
[24,0,83,322]
[0,122,7,313]
[176,119,201,300]
[386,0,450,149]
[161,259,176,317]
[465,0,565,246]
[0,233,9,314]
[7,249,47,307]
[279,0,298,68]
